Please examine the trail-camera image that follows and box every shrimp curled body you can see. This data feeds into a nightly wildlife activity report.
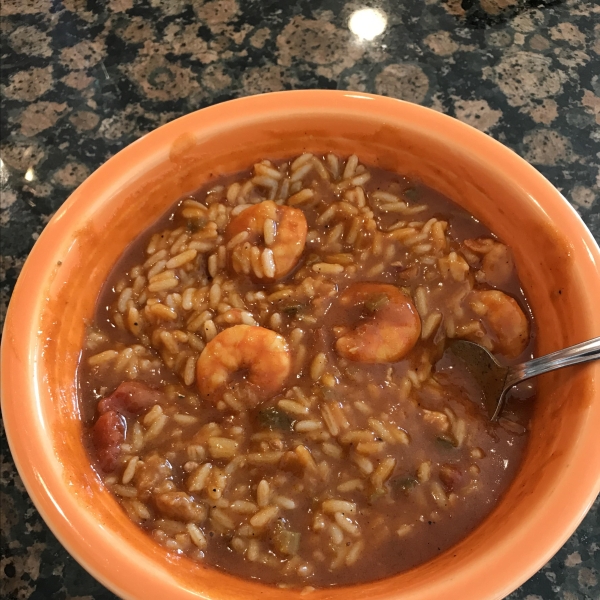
[468,290,529,358]
[196,324,291,406]
[335,283,421,363]
[463,238,514,288]
[226,200,307,281]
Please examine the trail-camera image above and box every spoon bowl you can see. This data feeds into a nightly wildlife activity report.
[445,337,600,420]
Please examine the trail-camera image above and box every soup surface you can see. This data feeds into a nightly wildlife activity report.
[79,153,535,588]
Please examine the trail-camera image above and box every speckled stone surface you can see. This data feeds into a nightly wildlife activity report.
[1,0,599,598]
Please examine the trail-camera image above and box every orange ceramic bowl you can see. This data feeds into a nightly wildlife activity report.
[2,91,600,600]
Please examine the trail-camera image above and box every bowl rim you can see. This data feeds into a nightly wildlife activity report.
[2,90,600,600]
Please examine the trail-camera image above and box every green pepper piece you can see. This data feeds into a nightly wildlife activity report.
[282,304,303,317]
[258,407,294,431]
[436,435,457,449]
[276,529,300,555]
[390,476,419,494]
[186,217,206,232]
[364,293,390,313]
[315,381,336,400]
[403,188,419,201]
[272,520,301,555]
[368,487,387,504]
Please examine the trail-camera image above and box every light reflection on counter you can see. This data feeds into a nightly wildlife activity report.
[0,158,8,187]
[348,7,388,41]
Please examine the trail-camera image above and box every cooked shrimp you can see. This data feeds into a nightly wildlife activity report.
[226,200,307,281]
[335,283,421,363]
[196,324,291,406]
[467,290,529,358]
[463,238,514,288]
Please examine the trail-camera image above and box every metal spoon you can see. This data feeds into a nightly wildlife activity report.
[445,337,600,421]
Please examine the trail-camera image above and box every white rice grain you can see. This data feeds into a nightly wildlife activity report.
[144,413,168,441]
[352,454,374,475]
[173,413,198,426]
[250,246,263,278]
[166,249,197,269]
[127,306,142,336]
[269,312,282,329]
[117,287,133,314]
[187,310,213,332]
[288,188,315,206]
[278,399,310,416]
[329,523,344,545]
[350,172,370,187]
[322,500,356,515]
[227,231,249,250]
[337,479,363,493]
[326,153,340,179]
[226,182,241,203]
[257,479,270,507]
[222,392,245,412]
[274,496,296,510]
[208,437,239,459]
[264,218,276,246]
[371,457,396,489]
[149,303,178,321]
[88,350,118,366]
[148,277,178,293]
[250,505,279,528]
[422,311,442,339]
[295,420,323,433]
[310,353,327,381]
[247,539,260,562]
[291,153,314,171]
[183,355,196,386]
[230,500,258,514]
[122,456,139,485]
[345,540,364,566]
[202,319,217,342]
[396,524,414,538]
[181,287,196,311]
[187,523,207,549]
[143,404,163,426]
[255,163,283,180]
[342,154,358,179]
[312,263,343,275]
[262,248,276,279]
[414,286,428,316]
[334,512,360,537]
[211,508,235,530]
[209,283,221,308]
[231,203,251,216]
[188,463,212,492]
[144,249,167,269]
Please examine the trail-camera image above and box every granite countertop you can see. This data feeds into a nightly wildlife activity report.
[1,0,599,598]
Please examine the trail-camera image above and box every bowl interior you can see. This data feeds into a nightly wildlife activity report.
[3,92,600,600]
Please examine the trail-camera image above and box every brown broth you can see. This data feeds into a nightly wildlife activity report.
[79,155,535,587]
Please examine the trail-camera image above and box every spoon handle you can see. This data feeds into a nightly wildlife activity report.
[506,336,600,388]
